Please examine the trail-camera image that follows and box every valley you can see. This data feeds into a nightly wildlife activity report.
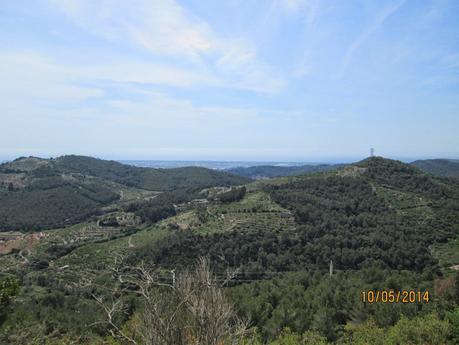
[0,155,458,344]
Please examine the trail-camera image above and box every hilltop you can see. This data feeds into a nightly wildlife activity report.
[1,155,249,191]
[411,158,459,178]
[0,155,249,231]
[226,158,459,180]
[148,157,459,272]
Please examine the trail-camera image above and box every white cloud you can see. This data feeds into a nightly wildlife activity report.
[340,0,406,76]
[0,51,222,111]
[271,0,320,25]
[100,91,263,129]
[0,49,280,150]
[0,46,287,159]
[280,0,305,12]
[292,51,312,78]
[0,70,287,158]
[0,53,103,105]
[50,0,216,59]
[48,0,285,93]
[443,53,459,69]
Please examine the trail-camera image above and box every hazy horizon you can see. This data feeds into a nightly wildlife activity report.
[1,153,458,166]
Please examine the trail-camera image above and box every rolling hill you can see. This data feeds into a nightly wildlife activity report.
[411,158,459,178]
[53,155,250,190]
[227,163,344,179]
[148,157,459,273]
[227,158,459,180]
[0,155,249,231]
[1,156,459,343]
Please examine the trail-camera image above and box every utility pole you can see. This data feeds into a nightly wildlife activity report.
[329,260,333,277]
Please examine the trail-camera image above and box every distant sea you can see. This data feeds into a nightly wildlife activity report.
[119,160,313,170]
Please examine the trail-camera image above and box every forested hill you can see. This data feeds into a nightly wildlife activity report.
[227,163,344,179]
[411,158,459,178]
[1,156,459,342]
[1,155,249,191]
[227,158,459,180]
[145,156,459,274]
[0,155,249,231]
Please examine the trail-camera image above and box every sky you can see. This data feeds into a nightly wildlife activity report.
[1,0,458,162]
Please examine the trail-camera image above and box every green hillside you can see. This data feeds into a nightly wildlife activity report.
[147,157,458,273]
[0,156,249,231]
[411,158,459,178]
[0,183,119,231]
[1,157,459,343]
[227,163,344,179]
[53,155,249,190]
[228,158,459,180]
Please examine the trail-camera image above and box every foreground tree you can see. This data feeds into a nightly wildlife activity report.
[93,257,248,345]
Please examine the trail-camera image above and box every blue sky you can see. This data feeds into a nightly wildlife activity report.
[1,0,458,162]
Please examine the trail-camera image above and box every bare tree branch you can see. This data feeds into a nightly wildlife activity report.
[91,256,248,345]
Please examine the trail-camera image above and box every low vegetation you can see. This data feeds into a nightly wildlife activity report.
[0,156,459,344]
[227,164,344,179]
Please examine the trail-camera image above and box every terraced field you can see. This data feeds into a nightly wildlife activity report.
[55,225,170,269]
[195,211,296,235]
[375,186,435,223]
[432,235,459,270]
[211,191,286,213]
[154,191,297,235]
[0,187,297,289]
[0,212,144,273]
[1,157,459,344]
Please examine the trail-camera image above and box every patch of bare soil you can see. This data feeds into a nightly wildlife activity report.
[0,231,47,254]
[337,166,367,177]
[0,173,28,188]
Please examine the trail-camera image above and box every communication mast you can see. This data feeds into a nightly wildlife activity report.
[370,148,374,157]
